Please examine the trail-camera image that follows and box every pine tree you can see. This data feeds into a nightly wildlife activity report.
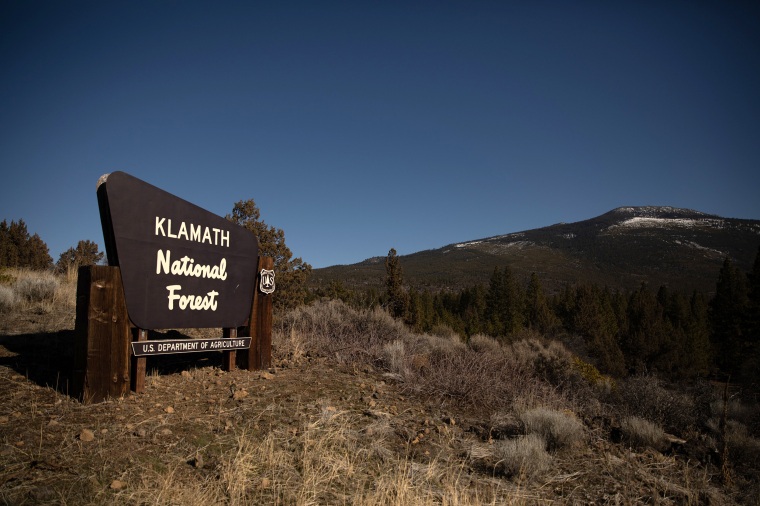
[384,248,408,319]
[524,272,560,334]
[709,257,749,377]
[26,234,53,270]
[741,247,760,385]
[0,219,52,269]
[460,284,486,337]
[485,266,523,339]
[623,283,668,374]
[227,199,312,313]
[685,290,712,377]
[56,240,104,274]
[572,284,625,376]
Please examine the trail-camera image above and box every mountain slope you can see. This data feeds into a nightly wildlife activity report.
[310,207,760,294]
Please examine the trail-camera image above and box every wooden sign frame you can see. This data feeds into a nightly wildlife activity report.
[72,257,273,403]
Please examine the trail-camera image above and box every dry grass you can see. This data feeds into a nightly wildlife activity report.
[620,416,667,451]
[0,284,16,311]
[491,434,552,479]
[0,268,76,333]
[519,407,586,451]
[2,295,754,505]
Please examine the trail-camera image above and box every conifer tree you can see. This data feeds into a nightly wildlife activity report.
[572,284,625,376]
[709,257,749,377]
[384,248,408,319]
[524,272,560,334]
[685,290,712,377]
[741,247,760,384]
[227,199,312,313]
[56,240,104,274]
[0,219,52,269]
[485,266,523,339]
[460,284,486,337]
[623,283,668,374]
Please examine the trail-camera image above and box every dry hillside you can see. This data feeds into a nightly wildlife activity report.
[1,269,759,505]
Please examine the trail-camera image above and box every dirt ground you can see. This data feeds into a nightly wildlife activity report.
[0,306,749,505]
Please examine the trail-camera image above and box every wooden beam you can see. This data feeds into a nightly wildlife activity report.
[131,328,147,394]
[238,256,273,370]
[223,327,237,371]
[73,266,131,403]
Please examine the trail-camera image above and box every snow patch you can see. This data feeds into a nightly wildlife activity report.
[608,217,724,231]
[674,240,724,257]
[454,240,482,249]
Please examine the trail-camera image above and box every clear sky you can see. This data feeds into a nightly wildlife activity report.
[2,1,759,269]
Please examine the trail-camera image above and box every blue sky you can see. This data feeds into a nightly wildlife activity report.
[2,1,759,268]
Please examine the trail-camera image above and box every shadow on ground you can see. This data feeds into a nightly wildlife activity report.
[0,329,227,398]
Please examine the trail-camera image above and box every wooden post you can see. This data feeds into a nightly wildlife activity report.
[223,327,237,371]
[238,256,273,370]
[73,266,131,403]
[131,328,147,394]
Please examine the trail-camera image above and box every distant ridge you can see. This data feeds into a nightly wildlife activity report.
[309,207,760,294]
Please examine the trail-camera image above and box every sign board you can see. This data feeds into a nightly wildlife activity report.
[97,171,259,329]
[131,337,252,357]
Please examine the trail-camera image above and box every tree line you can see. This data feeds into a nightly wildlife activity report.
[313,247,760,386]
[5,205,758,387]
[1,219,105,274]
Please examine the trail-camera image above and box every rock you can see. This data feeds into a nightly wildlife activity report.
[110,480,126,490]
[79,429,95,442]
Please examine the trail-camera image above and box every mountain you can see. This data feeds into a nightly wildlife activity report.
[309,207,760,295]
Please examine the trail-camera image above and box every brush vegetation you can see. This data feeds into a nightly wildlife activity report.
[2,271,760,504]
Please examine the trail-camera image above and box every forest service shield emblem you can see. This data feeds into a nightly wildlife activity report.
[259,269,275,294]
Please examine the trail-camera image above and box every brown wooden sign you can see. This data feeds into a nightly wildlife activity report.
[97,171,258,329]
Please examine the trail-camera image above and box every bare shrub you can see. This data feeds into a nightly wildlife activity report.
[279,300,571,415]
[406,338,567,414]
[725,421,760,471]
[616,375,697,433]
[519,407,585,451]
[429,323,459,341]
[0,285,16,311]
[276,328,307,364]
[421,331,466,354]
[14,271,58,303]
[278,299,412,366]
[710,397,760,433]
[508,338,576,387]
[620,416,666,451]
[492,434,551,478]
[468,333,502,354]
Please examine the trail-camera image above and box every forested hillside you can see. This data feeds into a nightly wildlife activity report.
[310,207,760,295]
